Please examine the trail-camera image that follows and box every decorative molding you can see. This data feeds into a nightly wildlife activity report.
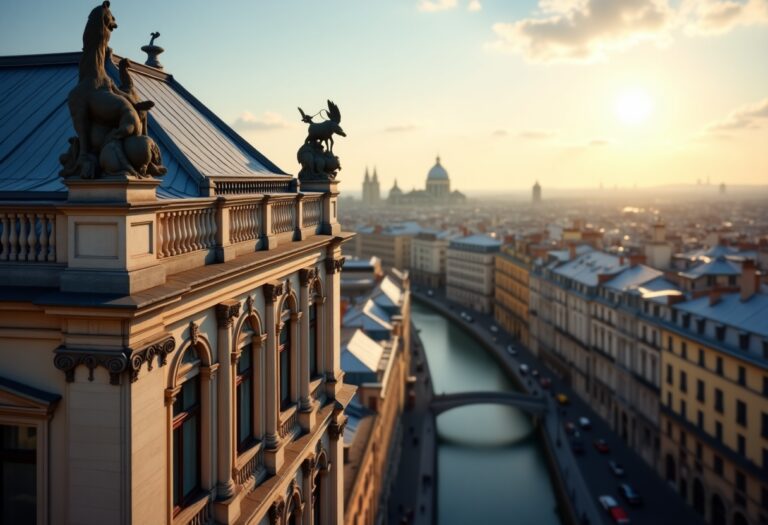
[328,415,347,441]
[299,267,318,287]
[128,335,176,383]
[301,455,316,476]
[263,282,285,305]
[189,321,200,346]
[268,498,285,525]
[324,256,345,275]
[245,295,255,315]
[285,279,292,295]
[53,347,129,385]
[216,301,241,329]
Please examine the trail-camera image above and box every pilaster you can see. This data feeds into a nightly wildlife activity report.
[262,281,284,473]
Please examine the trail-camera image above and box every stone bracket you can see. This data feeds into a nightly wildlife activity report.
[127,335,176,383]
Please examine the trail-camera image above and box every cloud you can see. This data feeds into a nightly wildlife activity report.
[705,97,768,134]
[492,129,508,137]
[489,0,673,63]
[680,0,768,35]
[518,129,557,140]
[232,111,291,131]
[418,0,458,12]
[384,124,419,133]
[468,0,482,12]
[588,138,612,146]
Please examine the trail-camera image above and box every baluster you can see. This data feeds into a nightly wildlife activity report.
[0,214,8,261]
[38,214,48,262]
[230,207,239,243]
[26,213,37,261]
[17,214,27,261]
[197,209,206,249]
[170,212,180,256]
[182,211,192,253]
[203,208,212,248]
[245,205,254,240]
[47,214,56,262]
[190,210,200,251]
[178,211,188,254]
[208,208,217,247]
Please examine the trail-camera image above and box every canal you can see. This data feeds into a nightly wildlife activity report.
[412,300,562,525]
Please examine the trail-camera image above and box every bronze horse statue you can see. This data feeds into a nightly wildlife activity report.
[60,1,165,179]
[298,100,346,154]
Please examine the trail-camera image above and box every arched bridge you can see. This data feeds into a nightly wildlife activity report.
[430,391,548,416]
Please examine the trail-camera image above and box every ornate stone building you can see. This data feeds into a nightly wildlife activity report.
[386,157,466,207]
[0,5,353,525]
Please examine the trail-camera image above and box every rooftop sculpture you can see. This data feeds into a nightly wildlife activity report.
[59,1,166,180]
[297,100,346,181]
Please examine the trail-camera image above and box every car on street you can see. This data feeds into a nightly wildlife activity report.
[609,460,625,477]
[490,325,499,333]
[506,344,517,356]
[556,393,570,405]
[531,369,540,378]
[460,311,467,319]
[598,495,630,524]
[539,377,552,389]
[518,363,529,375]
[564,421,576,435]
[427,289,434,297]
[578,417,592,430]
[593,438,610,453]
[618,483,643,506]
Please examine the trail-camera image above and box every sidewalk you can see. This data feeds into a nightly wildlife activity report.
[386,323,436,525]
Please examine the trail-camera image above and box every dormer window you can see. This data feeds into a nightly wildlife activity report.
[696,319,705,334]
[715,325,725,342]
[739,333,749,351]
[682,313,691,329]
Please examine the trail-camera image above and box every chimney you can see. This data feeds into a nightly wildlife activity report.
[568,243,576,260]
[629,254,646,268]
[709,289,721,306]
[667,294,685,306]
[740,259,757,301]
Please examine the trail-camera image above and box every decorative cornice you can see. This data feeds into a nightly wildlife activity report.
[128,335,176,383]
[325,256,345,275]
[53,347,128,385]
[263,282,285,305]
[328,415,348,441]
[216,300,241,329]
[268,498,285,525]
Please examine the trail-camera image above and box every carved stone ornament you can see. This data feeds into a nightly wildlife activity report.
[59,2,166,180]
[296,100,345,182]
[324,256,346,275]
[328,415,348,441]
[215,301,241,329]
[268,498,286,525]
[128,335,176,383]
[189,321,200,346]
[301,455,316,476]
[299,267,319,287]
[263,282,285,305]
[53,346,129,385]
[245,295,255,315]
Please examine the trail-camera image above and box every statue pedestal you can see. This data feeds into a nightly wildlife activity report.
[60,179,166,295]
[299,179,341,235]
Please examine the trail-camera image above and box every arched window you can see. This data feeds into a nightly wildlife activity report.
[236,344,253,450]
[279,302,293,410]
[172,348,202,513]
[309,302,318,378]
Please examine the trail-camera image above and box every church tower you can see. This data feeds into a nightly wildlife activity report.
[362,167,371,205]
[371,167,381,204]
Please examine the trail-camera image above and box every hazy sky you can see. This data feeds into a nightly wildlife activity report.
[2,0,767,193]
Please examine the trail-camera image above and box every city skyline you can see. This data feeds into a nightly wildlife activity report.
[2,0,767,192]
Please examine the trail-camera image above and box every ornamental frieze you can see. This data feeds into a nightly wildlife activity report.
[128,335,176,383]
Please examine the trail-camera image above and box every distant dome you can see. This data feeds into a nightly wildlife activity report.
[427,156,449,181]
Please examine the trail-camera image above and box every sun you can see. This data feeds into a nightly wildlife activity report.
[614,88,653,125]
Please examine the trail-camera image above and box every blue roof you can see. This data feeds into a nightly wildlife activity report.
[680,256,742,279]
[449,234,501,252]
[0,53,290,199]
[675,292,768,337]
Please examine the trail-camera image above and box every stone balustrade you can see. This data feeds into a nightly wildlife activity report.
[233,445,264,486]
[0,208,58,263]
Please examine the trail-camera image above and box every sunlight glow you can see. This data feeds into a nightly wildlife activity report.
[614,88,653,125]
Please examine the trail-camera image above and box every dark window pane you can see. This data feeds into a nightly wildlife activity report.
[238,378,252,446]
[1,424,36,525]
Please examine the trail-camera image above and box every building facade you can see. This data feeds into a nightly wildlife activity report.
[494,246,531,346]
[0,12,354,525]
[446,235,501,314]
[409,231,457,289]
[659,271,767,525]
[354,223,421,272]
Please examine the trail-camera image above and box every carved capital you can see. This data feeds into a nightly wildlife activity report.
[53,346,129,385]
[324,256,346,275]
[216,300,241,329]
[328,415,348,441]
[128,335,176,383]
[263,282,285,305]
[299,267,318,287]
[268,498,285,525]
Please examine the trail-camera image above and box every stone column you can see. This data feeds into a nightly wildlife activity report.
[214,301,240,502]
[301,456,316,525]
[324,250,345,398]
[328,412,347,525]
[263,281,285,473]
[298,268,318,431]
